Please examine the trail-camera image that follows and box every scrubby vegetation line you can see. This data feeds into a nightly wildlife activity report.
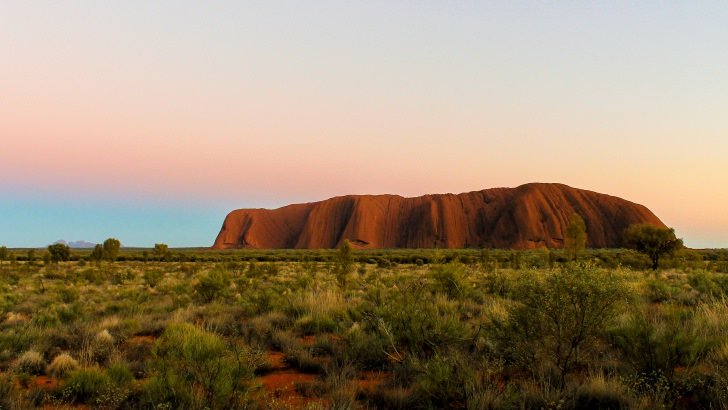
[2,246,728,408]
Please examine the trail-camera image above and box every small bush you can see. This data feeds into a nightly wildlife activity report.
[574,373,633,409]
[429,263,468,299]
[497,264,626,387]
[14,350,45,375]
[58,287,79,303]
[92,329,116,364]
[194,269,230,303]
[106,361,134,386]
[288,289,347,333]
[47,353,80,377]
[150,323,260,409]
[143,269,164,288]
[96,329,115,345]
[64,367,112,404]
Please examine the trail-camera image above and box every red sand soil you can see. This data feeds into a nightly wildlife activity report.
[12,375,60,391]
[261,371,316,392]
[32,375,59,390]
[213,183,666,250]
[129,335,157,344]
[300,335,316,345]
[256,351,326,408]
[356,370,392,392]
[266,351,287,370]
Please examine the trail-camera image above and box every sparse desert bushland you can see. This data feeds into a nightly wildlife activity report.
[1,249,728,408]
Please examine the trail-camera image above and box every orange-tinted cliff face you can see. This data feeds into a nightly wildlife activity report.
[212,183,666,249]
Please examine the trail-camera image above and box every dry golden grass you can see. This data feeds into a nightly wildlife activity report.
[47,352,80,377]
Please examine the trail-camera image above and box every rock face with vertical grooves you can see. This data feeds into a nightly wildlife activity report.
[212,183,666,249]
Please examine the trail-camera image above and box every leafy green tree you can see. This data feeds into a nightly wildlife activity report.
[624,224,683,270]
[90,244,104,262]
[47,243,71,263]
[27,249,36,265]
[564,213,587,262]
[102,238,121,262]
[154,243,169,261]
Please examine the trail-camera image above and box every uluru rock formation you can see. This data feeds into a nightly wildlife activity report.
[212,183,666,250]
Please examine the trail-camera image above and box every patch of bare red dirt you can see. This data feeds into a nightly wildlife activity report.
[13,375,59,391]
[129,335,157,344]
[33,375,59,390]
[356,370,392,392]
[261,371,316,392]
[300,335,316,345]
[256,351,326,408]
[265,351,287,370]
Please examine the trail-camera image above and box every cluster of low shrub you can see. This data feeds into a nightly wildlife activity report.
[3,253,728,408]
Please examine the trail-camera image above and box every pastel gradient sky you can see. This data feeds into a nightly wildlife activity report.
[1,1,727,248]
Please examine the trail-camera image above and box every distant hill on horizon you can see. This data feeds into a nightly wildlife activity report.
[54,240,97,249]
[213,183,666,250]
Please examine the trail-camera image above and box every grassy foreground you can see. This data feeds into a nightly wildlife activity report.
[2,249,728,409]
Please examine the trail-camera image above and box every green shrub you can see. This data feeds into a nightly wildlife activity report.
[106,361,134,386]
[610,305,716,378]
[496,264,626,387]
[92,329,116,364]
[344,326,387,370]
[143,269,164,288]
[370,281,469,360]
[0,326,43,355]
[412,353,467,406]
[287,289,347,334]
[688,271,724,299]
[31,308,61,328]
[58,287,79,303]
[296,314,338,334]
[64,367,112,404]
[194,269,230,303]
[429,263,468,299]
[645,278,681,303]
[150,323,259,409]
